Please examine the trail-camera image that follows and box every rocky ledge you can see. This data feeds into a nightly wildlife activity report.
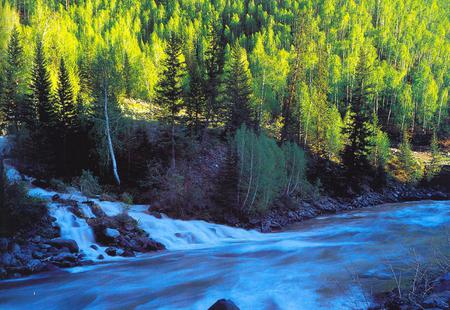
[0,212,84,279]
[0,195,165,280]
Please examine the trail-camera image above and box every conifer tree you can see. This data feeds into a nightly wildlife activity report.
[224,43,255,133]
[155,33,185,168]
[30,39,53,129]
[57,58,76,132]
[342,49,374,177]
[204,20,225,128]
[186,44,206,134]
[1,27,23,131]
[56,58,77,175]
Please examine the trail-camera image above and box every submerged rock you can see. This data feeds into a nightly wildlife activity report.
[208,299,240,310]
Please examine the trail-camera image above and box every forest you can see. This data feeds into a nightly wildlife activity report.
[0,0,449,217]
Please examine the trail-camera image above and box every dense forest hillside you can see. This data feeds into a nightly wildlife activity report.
[0,0,449,220]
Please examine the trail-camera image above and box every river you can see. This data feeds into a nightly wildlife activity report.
[0,198,449,309]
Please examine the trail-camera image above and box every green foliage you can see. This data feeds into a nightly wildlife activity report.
[0,159,46,236]
[235,125,286,213]
[155,33,185,124]
[282,142,307,197]
[369,116,391,169]
[425,133,443,182]
[76,169,102,197]
[120,192,134,205]
[224,43,255,133]
[1,26,23,131]
[342,49,374,176]
[398,131,423,184]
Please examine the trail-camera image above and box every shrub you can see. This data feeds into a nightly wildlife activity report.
[397,132,423,184]
[0,174,46,236]
[120,192,134,205]
[425,133,443,182]
[49,178,67,192]
[76,170,102,197]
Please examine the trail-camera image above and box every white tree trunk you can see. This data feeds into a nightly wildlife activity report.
[104,84,121,186]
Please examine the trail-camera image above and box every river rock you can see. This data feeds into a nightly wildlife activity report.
[105,228,120,239]
[48,238,79,253]
[1,253,17,266]
[26,259,44,273]
[10,243,20,254]
[105,247,117,256]
[208,299,240,310]
[0,238,8,252]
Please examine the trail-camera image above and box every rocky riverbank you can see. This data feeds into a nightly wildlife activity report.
[0,194,164,280]
[243,184,449,232]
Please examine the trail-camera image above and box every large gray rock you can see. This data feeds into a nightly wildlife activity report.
[48,238,79,253]
[208,299,240,310]
[1,253,17,266]
[105,228,120,239]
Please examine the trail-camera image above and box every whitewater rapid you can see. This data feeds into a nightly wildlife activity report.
[5,164,264,259]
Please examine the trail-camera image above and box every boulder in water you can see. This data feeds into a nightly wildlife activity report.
[208,299,240,310]
[105,247,117,256]
[105,228,120,239]
[48,238,79,253]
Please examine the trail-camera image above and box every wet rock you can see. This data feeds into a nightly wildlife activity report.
[208,299,240,310]
[32,251,45,259]
[0,238,8,252]
[52,194,61,201]
[105,228,120,239]
[48,238,79,253]
[121,250,135,257]
[90,204,107,218]
[1,253,17,266]
[26,259,45,273]
[0,267,7,279]
[100,193,117,202]
[90,244,99,250]
[105,247,117,256]
[97,254,104,260]
[10,243,20,254]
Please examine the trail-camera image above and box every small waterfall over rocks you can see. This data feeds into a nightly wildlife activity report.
[4,161,262,260]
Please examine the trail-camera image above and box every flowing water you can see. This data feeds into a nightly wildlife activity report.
[0,187,449,309]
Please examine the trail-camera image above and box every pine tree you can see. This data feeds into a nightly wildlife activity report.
[204,20,225,128]
[186,44,206,134]
[56,58,77,175]
[1,27,23,131]
[155,33,185,168]
[342,49,374,177]
[57,58,76,132]
[224,43,255,133]
[30,39,54,129]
